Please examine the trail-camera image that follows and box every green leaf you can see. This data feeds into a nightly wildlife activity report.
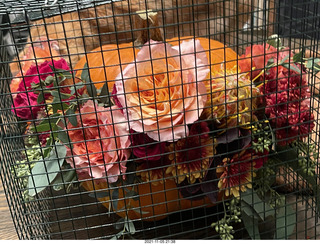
[267,34,282,49]
[31,82,40,89]
[51,168,77,185]
[241,200,261,220]
[51,98,69,113]
[305,58,320,75]
[37,92,45,104]
[43,136,53,158]
[125,190,139,200]
[293,49,304,63]
[81,63,90,82]
[66,106,78,127]
[49,65,73,78]
[51,90,71,100]
[28,143,67,196]
[240,188,274,221]
[54,126,71,147]
[274,145,299,165]
[88,191,110,199]
[130,207,149,215]
[241,211,261,240]
[124,218,136,235]
[70,81,85,95]
[279,54,290,65]
[34,123,56,133]
[277,145,320,216]
[112,189,119,211]
[82,63,97,98]
[266,58,275,67]
[86,83,97,98]
[114,218,125,230]
[44,75,55,86]
[98,83,111,104]
[282,63,301,73]
[100,83,109,96]
[36,113,61,129]
[275,204,296,239]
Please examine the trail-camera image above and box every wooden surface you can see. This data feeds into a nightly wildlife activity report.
[0,181,18,240]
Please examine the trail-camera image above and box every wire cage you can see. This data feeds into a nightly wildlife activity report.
[0,0,320,240]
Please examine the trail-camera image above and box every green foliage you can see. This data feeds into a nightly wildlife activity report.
[28,143,67,196]
[241,188,274,221]
[11,137,43,202]
[110,217,136,240]
[275,204,296,239]
[266,34,282,49]
[211,198,241,240]
[82,63,98,98]
[51,165,78,193]
[251,120,274,153]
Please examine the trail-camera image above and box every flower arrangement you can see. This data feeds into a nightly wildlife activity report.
[11,35,320,239]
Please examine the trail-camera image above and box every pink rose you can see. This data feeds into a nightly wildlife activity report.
[66,100,131,183]
[115,39,209,142]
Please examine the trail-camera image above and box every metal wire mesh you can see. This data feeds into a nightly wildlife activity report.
[0,0,320,240]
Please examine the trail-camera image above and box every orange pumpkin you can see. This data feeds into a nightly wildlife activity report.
[74,37,238,92]
[81,178,220,221]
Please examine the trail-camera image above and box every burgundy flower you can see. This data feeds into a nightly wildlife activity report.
[260,64,314,145]
[12,92,40,120]
[112,84,123,111]
[217,147,261,198]
[130,129,166,161]
[17,59,70,92]
[12,59,70,120]
[166,122,215,184]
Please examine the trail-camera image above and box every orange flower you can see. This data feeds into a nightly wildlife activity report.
[201,66,259,128]
[115,39,209,142]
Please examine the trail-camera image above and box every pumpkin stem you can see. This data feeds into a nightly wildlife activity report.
[134,10,164,46]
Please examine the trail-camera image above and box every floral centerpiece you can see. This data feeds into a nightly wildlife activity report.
[11,35,320,240]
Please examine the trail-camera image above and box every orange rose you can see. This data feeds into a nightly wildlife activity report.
[115,39,209,142]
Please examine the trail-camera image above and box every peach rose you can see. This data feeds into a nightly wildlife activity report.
[115,39,209,142]
[66,100,131,183]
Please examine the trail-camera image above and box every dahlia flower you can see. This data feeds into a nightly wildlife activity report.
[166,122,216,184]
[217,148,259,197]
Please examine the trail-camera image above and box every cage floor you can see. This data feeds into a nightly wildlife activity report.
[0,180,18,240]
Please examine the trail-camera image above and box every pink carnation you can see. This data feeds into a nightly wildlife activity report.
[66,100,131,183]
